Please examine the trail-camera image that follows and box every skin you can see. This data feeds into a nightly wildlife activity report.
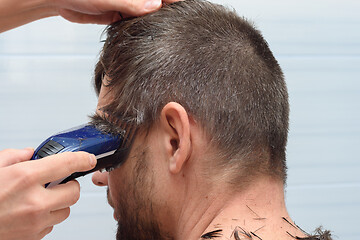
[0,0,180,32]
[0,149,97,240]
[1,0,179,239]
[92,80,309,240]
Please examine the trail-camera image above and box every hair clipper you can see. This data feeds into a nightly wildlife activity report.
[31,124,127,188]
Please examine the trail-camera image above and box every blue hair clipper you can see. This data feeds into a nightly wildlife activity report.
[31,124,128,188]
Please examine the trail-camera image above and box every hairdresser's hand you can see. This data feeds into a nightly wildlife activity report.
[0,148,96,240]
[0,0,180,33]
[56,0,181,24]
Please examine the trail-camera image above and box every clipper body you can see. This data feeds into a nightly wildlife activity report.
[31,124,124,188]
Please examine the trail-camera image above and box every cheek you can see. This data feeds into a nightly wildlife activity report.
[108,171,122,205]
[108,166,131,203]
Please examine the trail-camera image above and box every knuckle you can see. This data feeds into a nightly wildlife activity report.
[70,181,81,204]
[31,199,47,217]
[64,181,81,205]
[125,0,144,13]
[61,152,76,163]
[13,198,49,238]
[24,198,47,231]
[14,167,37,187]
[31,223,44,236]
[63,153,75,170]
[62,152,90,170]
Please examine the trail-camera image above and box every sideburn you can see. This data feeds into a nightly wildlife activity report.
[115,148,173,240]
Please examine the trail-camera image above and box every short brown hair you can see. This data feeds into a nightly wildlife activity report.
[94,0,289,183]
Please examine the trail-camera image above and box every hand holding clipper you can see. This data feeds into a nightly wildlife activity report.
[0,148,96,240]
[31,124,128,188]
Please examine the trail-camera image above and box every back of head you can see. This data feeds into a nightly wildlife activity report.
[94,0,289,185]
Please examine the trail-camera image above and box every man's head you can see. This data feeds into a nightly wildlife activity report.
[92,0,289,239]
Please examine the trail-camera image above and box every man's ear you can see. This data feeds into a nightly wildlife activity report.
[160,102,191,174]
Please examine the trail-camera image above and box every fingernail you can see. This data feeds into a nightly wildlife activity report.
[144,0,161,11]
[89,154,97,167]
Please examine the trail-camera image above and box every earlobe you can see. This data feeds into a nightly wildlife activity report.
[160,102,192,174]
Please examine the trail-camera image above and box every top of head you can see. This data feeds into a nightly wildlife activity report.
[94,0,289,184]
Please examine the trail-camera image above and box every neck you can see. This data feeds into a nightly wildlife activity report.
[175,176,307,240]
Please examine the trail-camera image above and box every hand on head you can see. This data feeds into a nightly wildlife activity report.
[0,148,96,240]
[0,0,181,32]
[56,0,181,24]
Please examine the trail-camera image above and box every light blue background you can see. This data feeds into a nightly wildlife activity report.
[0,0,359,239]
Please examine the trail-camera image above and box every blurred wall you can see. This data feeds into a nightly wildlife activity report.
[0,0,359,239]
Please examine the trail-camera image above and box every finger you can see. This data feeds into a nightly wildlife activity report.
[49,208,71,226]
[38,226,54,239]
[60,0,162,19]
[101,0,163,16]
[59,9,118,24]
[46,180,81,211]
[20,151,96,184]
[163,0,182,3]
[0,148,34,167]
